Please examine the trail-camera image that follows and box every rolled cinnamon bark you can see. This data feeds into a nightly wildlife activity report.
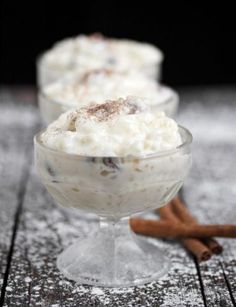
[158,204,178,221]
[130,219,236,238]
[182,240,212,262]
[171,197,197,223]
[158,204,212,261]
[171,197,223,254]
[202,238,223,254]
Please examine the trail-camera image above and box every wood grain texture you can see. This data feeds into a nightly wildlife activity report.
[1,86,236,306]
[3,167,204,306]
[178,90,236,307]
[0,88,39,304]
[182,143,236,307]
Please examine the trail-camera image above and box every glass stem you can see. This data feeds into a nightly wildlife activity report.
[98,217,131,281]
[99,216,131,238]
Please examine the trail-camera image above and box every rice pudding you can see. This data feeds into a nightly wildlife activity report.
[35,97,192,217]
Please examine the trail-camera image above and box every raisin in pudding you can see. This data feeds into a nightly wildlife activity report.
[39,69,178,123]
[35,97,191,217]
[37,33,163,87]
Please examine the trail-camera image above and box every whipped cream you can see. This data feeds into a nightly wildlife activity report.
[38,34,163,86]
[43,69,176,108]
[41,97,182,157]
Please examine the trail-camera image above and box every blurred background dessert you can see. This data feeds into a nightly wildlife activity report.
[39,69,178,123]
[37,33,163,87]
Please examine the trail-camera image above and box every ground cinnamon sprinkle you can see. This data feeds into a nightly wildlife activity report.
[82,98,140,122]
[63,98,143,132]
[86,101,124,121]
[78,69,114,85]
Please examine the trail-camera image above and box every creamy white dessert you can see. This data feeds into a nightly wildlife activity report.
[35,97,192,217]
[39,69,179,123]
[42,97,181,156]
[37,33,163,87]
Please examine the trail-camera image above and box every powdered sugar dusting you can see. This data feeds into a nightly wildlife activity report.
[1,87,236,306]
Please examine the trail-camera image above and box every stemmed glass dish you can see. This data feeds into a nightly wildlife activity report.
[34,126,192,287]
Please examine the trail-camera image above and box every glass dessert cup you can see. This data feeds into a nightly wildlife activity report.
[38,86,179,125]
[34,126,192,287]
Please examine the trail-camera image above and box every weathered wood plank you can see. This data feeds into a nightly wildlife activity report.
[178,92,236,307]
[183,144,236,307]
[0,88,39,304]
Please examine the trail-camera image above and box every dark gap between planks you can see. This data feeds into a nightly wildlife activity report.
[181,188,236,307]
[220,262,236,306]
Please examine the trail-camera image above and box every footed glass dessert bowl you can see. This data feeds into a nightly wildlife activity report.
[34,126,192,287]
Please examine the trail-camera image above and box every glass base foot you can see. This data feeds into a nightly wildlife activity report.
[57,223,169,287]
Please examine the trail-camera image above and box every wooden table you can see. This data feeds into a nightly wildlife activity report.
[0,86,235,306]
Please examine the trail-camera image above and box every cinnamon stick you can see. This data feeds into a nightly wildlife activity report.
[130,219,236,238]
[202,238,223,255]
[158,204,212,261]
[171,197,197,223]
[171,197,223,254]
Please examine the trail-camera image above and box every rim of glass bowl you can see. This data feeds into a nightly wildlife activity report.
[38,82,179,111]
[34,125,192,162]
